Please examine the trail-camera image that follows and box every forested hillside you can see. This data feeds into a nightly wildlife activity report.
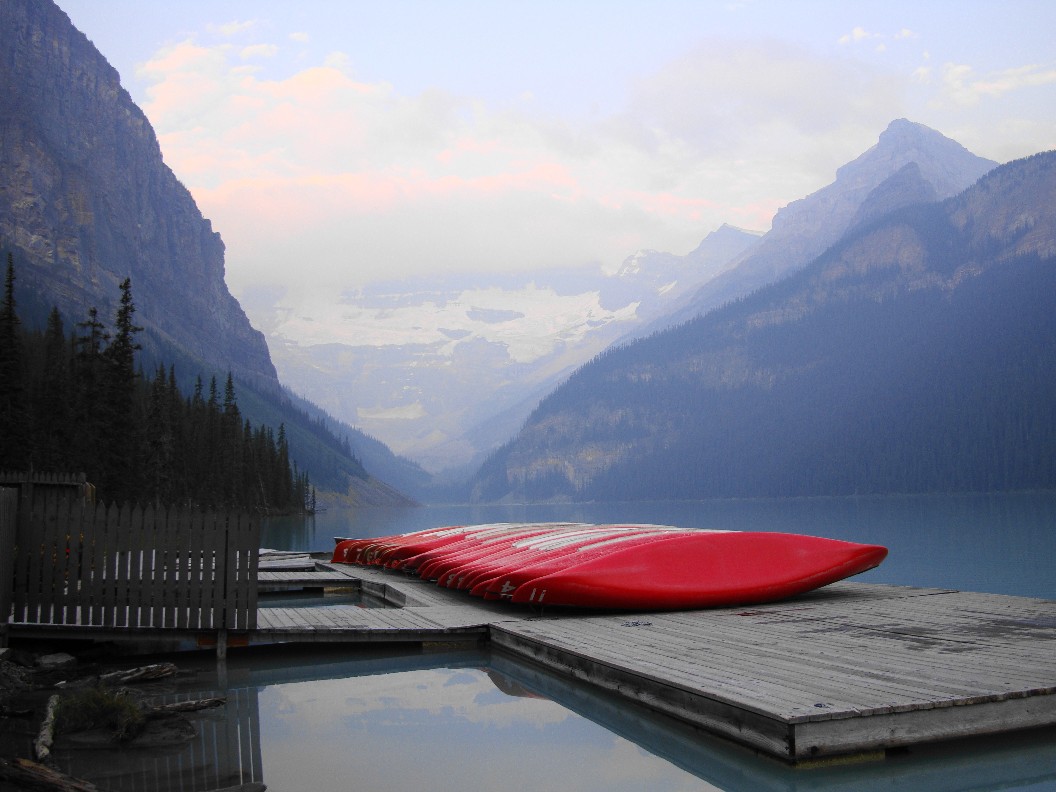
[1,258,321,511]
[471,151,1056,502]
[0,1,418,504]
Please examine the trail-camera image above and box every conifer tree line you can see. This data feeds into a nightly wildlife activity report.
[0,254,315,513]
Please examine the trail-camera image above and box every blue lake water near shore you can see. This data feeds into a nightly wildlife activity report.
[264,492,1056,599]
[47,494,1056,790]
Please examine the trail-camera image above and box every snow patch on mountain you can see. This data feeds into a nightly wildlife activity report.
[272,283,640,364]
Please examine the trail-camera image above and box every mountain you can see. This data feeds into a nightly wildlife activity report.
[469,150,1056,502]
[261,224,760,474]
[0,0,275,389]
[0,0,416,503]
[641,119,998,335]
[249,120,994,482]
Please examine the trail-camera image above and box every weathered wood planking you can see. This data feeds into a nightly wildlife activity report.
[253,605,488,642]
[489,582,1056,760]
[0,488,16,646]
[9,499,259,634]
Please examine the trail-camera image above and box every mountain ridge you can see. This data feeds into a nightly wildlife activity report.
[638,119,998,336]
[0,0,277,389]
[469,149,1056,502]
[0,0,418,503]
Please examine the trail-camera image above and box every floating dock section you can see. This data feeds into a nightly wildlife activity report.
[11,560,1055,763]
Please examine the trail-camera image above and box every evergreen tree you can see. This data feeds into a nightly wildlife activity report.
[100,278,143,501]
[1,270,318,512]
[275,424,293,509]
[71,306,108,475]
[220,372,244,505]
[0,254,29,469]
[31,307,73,470]
[145,363,174,505]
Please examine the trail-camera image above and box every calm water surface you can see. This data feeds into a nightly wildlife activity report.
[56,494,1056,790]
[264,492,1056,599]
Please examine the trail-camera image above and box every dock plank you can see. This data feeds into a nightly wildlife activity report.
[487,582,1055,760]
[490,589,1056,717]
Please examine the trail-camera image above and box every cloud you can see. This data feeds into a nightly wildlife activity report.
[210,19,258,38]
[240,43,278,60]
[838,26,917,47]
[939,62,1056,106]
[136,33,911,300]
[838,26,875,45]
[972,64,1056,99]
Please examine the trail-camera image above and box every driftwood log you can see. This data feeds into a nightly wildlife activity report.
[34,694,59,761]
[147,697,226,716]
[98,662,178,686]
[0,756,99,792]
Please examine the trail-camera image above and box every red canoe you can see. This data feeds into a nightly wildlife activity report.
[427,526,672,588]
[331,523,888,611]
[507,531,888,609]
[468,527,695,597]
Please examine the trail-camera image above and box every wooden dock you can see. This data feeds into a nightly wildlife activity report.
[8,558,1055,763]
[250,562,1056,763]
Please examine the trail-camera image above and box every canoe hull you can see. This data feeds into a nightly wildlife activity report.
[332,524,888,611]
[509,532,888,609]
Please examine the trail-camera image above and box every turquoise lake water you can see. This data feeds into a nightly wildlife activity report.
[53,494,1056,790]
[264,492,1056,599]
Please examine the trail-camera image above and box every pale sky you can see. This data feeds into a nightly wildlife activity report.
[57,0,1056,308]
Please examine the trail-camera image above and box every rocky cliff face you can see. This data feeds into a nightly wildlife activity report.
[0,0,277,388]
[645,120,998,333]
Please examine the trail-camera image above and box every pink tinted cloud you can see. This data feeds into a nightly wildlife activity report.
[612,190,719,222]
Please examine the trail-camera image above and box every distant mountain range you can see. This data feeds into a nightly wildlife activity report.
[7,0,1050,507]
[262,120,998,478]
[635,118,997,337]
[469,150,1056,501]
[257,223,760,476]
[0,0,418,504]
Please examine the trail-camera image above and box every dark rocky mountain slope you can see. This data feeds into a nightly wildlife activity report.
[0,0,418,502]
[0,0,274,388]
[471,150,1056,502]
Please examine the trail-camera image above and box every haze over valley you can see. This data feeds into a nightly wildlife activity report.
[3,1,1055,503]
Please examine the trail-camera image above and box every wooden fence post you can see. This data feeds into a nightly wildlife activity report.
[0,488,17,648]
[5,498,260,650]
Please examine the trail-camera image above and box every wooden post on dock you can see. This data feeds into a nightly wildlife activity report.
[8,497,260,651]
[0,488,16,648]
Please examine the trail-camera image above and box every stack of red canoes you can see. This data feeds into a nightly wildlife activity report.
[331,522,888,610]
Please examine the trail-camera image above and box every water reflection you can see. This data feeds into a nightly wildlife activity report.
[50,645,1056,792]
[53,681,264,791]
[488,653,1056,792]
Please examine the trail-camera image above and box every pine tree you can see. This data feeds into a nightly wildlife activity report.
[100,278,143,501]
[71,306,108,476]
[1,269,315,511]
[220,372,244,506]
[145,363,174,505]
[275,424,292,509]
[31,307,73,470]
[0,253,30,469]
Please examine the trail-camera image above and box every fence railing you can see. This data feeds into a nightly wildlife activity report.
[5,496,259,637]
[0,470,95,506]
[0,471,89,486]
